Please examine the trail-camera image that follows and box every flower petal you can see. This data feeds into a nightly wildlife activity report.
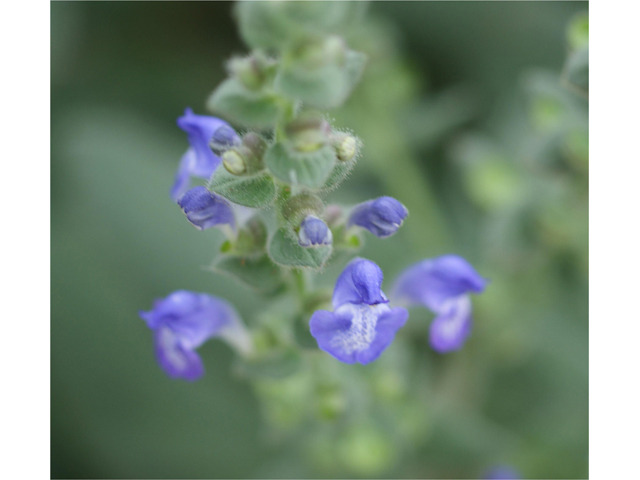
[310,303,403,365]
[170,148,197,202]
[154,326,204,381]
[140,290,239,349]
[347,196,408,238]
[176,108,238,183]
[393,254,487,312]
[429,295,473,353]
[177,186,235,231]
[332,258,388,309]
[355,306,408,364]
[298,215,332,247]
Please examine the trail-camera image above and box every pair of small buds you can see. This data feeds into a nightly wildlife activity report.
[297,196,409,248]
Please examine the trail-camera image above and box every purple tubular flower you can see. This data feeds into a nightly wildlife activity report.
[177,186,235,231]
[393,255,487,353]
[139,290,249,381]
[171,108,240,201]
[309,258,408,364]
[484,466,521,479]
[298,215,332,247]
[347,196,408,238]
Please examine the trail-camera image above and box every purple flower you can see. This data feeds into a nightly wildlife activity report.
[139,290,251,380]
[347,196,408,238]
[177,186,235,231]
[393,255,487,353]
[310,258,408,364]
[298,215,332,247]
[484,466,521,479]
[171,108,240,201]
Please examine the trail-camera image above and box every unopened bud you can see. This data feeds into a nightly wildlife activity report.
[222,133,268,175]
[299,215,333,248]
[334,133,358,162]
[222,149,246,175]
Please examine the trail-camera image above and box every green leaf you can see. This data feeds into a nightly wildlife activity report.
[209,169,276,208]
[235,1,367,50]
[212,254,284,294]
[321,157,357,191]
[206,78,280,128]
[268,227,332,269]
[234,347,302,379]
[274,50,367,109]
[265,142,336,188]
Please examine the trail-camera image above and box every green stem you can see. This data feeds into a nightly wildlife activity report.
[292,268,307,298]
[275,98,296,142]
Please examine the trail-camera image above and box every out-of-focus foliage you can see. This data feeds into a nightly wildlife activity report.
[51,2,588,479]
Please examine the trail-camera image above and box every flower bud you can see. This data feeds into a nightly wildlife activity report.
[177,186,235,231]
[222,133,268,175]
[209,124,241,153]
[333,133,358,162]
[348,197,408,238]
[222,149,246,175]
[298,215,333,247]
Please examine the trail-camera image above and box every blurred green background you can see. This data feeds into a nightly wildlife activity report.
[51,2,588,478]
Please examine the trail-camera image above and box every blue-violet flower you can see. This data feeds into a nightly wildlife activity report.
[171,108,240,201]
[139,290,251,380]
[310,258,408,364]
[347,196,408,238]
[484,466,521,479]
[177,186,235,231]
[392,254,487,353]
[298,215,333,247]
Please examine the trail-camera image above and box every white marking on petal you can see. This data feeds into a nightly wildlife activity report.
[330,303,390,354]
[158,327,189,371]
[436,296,471,340]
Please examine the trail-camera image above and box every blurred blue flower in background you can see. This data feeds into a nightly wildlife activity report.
[347,196,408,238]
[484,465,521,479]
[393,255,487,352]
[177,186,236,231]
[139,290,250,380]
[310,258,408,364]
[298,215,333,247]
[171,108,240,200]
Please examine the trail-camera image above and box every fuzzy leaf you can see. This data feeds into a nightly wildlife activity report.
[274,50,367,109]
[213,254,284,294]
[209,169,276,208]
[321,157,357,191]
[265,142,337,188]
[206,78,280,129]
[268,227,332,269]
